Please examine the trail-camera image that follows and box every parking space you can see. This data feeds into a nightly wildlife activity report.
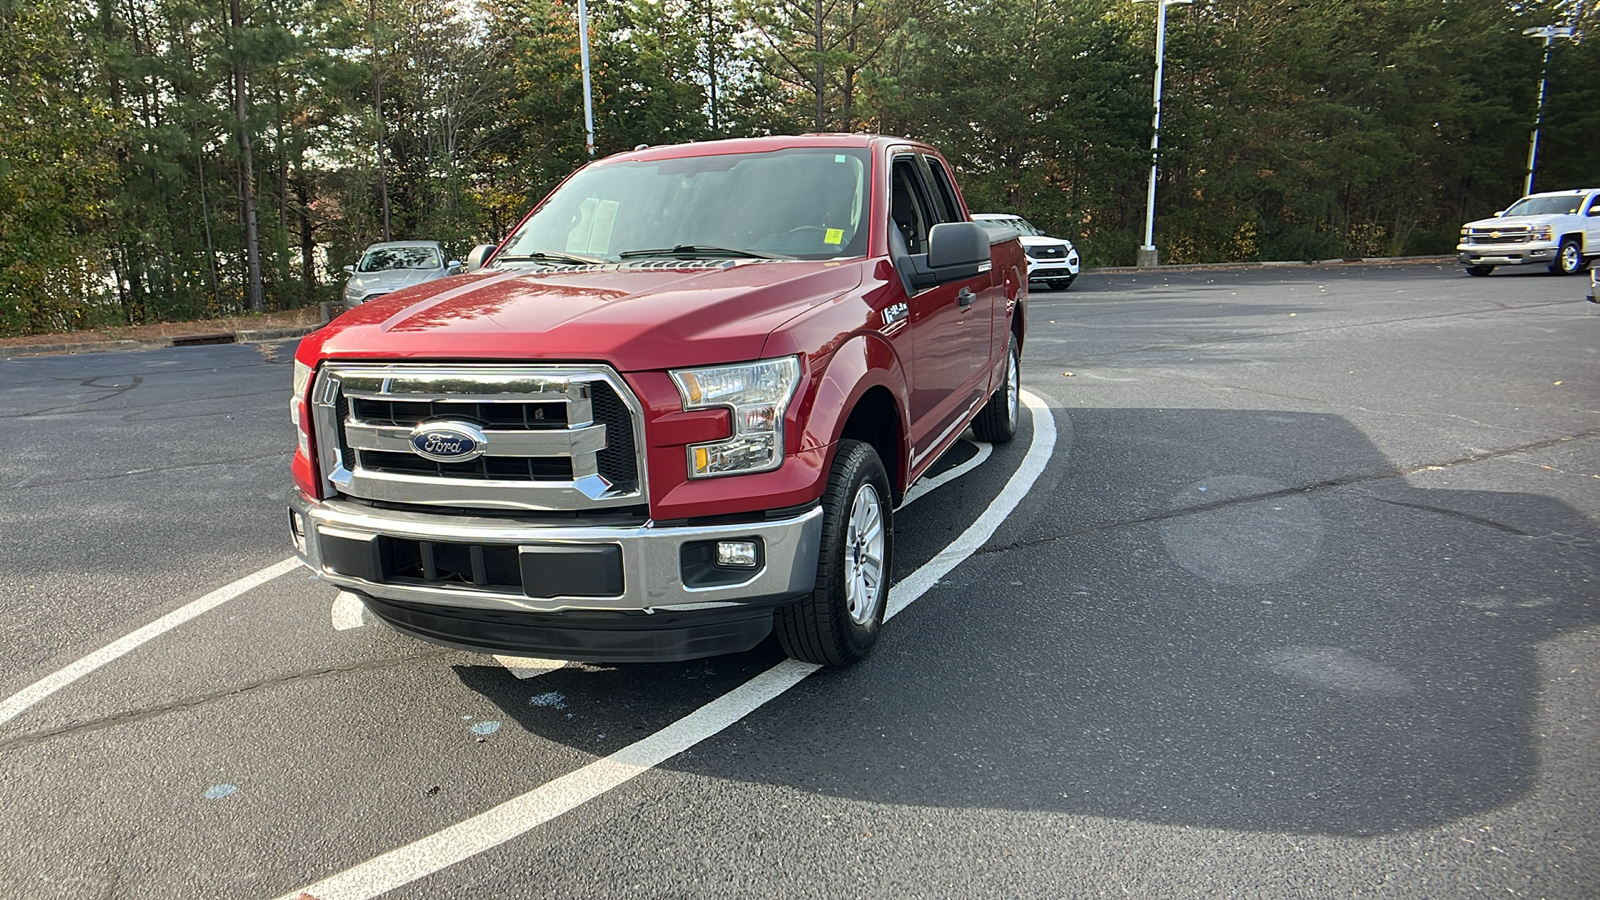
[1,263,1596,898]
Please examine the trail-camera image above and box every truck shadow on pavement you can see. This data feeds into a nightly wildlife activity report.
[461,407,1600,838]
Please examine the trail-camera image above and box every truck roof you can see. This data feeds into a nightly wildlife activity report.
[607,133,934,164]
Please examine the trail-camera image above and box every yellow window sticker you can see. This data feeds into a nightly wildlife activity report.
[824,227,844,245]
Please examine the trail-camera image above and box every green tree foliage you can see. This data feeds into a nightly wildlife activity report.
[0,0,123,335]
[2,0,1596,336]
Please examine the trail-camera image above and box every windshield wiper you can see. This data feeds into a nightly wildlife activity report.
[617,245,783,260]
[494,251,606,265]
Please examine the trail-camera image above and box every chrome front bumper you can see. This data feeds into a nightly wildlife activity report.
[1457,244,1558,267]
[1026,257,1080,280]
[288,491,822,615]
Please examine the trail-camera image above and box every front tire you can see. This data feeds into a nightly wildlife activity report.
[971,332,1020,443]
[1466,265,1494,277]
[1551,238,1583,276]
[775,440,891,666]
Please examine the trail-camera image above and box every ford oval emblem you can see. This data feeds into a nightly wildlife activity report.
[409,421,488,463]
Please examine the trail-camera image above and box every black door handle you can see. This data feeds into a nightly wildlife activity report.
[957,288,976,308]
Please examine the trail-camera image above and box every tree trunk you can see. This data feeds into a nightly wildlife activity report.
[197,148,222,312]
[706,0,719,133]
[371,0,392,241]
[296,165,317,307]
[814,0,825,132]
[231,0,264,313]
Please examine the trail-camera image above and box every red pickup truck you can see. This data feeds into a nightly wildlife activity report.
[288,134,1027,666]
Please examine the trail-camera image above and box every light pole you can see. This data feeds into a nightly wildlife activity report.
[1134,0,1190,268]
[578,0,596,157]
[1521,25,1574,196]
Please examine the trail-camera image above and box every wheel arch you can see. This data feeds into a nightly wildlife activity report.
[798,333,908,504]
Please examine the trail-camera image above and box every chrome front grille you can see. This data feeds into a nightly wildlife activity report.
[1466,228,1531,245]
[310,363,646,512]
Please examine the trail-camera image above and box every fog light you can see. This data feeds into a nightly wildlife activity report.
[716,540,759,568]
[289,510,307,553]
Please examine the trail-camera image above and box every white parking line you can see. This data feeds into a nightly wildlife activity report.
[331,591,366,631]
[0,557,302,728]
[492,656,567,679]
[276,391,1055,900]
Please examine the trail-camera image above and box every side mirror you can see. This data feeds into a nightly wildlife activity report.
[465,244,498,271]
[924,221,993,284]
[446,260,463,271]
[342,265,356,275]
[1493,210,1505,217]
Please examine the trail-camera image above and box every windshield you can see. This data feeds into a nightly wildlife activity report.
[499,147,871,263]
[1011,218,1043,237]
[1502,196,1585,217]
[977,216,1041,237]
[358,247,442,272]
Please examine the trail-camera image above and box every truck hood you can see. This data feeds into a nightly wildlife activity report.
[309,260,864,372]
[1463,214,1568,230]
[1017,235,1076,251]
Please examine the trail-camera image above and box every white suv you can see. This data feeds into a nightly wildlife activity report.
[1457,188,1600,277]
[972,214,1081,290]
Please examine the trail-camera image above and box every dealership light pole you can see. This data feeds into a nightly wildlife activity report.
[1135,0,1190,268]
[1521,25,1574,196]
[578,0,596,156]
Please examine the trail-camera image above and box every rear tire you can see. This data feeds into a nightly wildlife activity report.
[775,440,891,666]
[1466,266,1494,277]
[1550,238,1583,276]
[971,332,1019,444]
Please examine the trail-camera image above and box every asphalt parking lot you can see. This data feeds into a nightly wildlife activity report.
[1,261,1596,898]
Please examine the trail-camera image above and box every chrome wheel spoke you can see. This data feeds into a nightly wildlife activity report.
[843,483,885,625]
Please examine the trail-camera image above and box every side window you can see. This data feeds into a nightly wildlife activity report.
[890,156,934,255]
[920,155,964,224]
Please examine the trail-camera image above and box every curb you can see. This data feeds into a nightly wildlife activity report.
[1085,255,1454,275]
[0,324,320,360]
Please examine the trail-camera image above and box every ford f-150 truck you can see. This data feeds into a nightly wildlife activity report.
[1457,188,1600,276]
[288,134,1028,666]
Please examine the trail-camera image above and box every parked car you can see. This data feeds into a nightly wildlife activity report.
[1457,188,1600,277]
[289,134,1028,667]
[972,213,1080,290]
[341,240,462,310]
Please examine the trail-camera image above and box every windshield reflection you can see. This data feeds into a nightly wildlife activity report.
[500,148,871,263]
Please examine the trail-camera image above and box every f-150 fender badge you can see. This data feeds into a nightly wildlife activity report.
[410,421,488,463]
[881,301,909,328]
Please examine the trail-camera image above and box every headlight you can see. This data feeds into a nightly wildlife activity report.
[1530,225,1554,241]
[670,357,801,478]
[291,360,314,458]
[1459,226,1469,236]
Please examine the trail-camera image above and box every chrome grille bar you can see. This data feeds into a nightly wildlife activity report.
[311,363,646,512]
[341,422,608,458]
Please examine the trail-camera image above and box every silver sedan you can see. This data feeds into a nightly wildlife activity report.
[341,241,462,311]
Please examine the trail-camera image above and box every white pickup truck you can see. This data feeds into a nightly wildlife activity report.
[1457,188,1600,277]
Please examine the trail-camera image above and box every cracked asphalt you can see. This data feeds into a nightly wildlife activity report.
[0,261,1596,899]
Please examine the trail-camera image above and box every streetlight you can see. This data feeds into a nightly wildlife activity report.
[1134,0,1190,268]
[578,0,596,157]
[1521,25,1575,196]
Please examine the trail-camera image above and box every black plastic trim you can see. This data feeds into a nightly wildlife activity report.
[361,594,789,662]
